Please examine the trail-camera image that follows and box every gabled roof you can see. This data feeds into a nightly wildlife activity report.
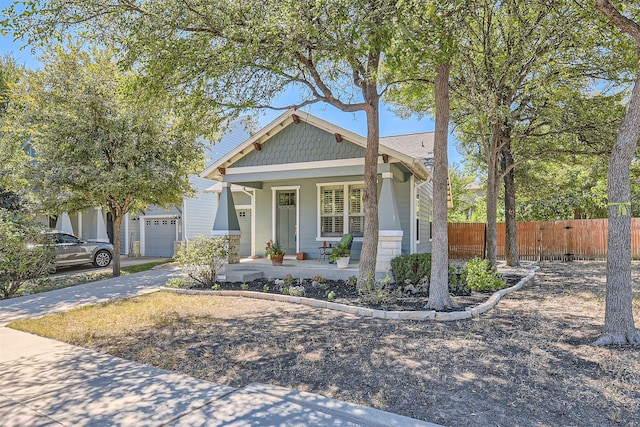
[200,109,434,181]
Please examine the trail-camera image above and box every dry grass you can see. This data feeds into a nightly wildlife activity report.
[9,293,230,345]
[9,261,640,426]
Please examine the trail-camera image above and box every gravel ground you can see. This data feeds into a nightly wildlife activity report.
[81,261,640,426]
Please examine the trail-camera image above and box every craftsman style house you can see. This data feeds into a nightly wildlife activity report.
[200,109,435,272]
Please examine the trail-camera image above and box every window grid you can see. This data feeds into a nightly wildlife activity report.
[319,182,364,238]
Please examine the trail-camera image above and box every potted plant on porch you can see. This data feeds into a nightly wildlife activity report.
[265,241,285,266]
[328,241,351,268]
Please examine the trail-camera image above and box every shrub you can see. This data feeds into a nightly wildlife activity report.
[288,285,305,296]
[358,274,399,305]
[174,236,229,287]
[464,258,505,292]
[390,253,432,286]
[311,274,326,284]
[0,210,55,299]
[448,266,471,296]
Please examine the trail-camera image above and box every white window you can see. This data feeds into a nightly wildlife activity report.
[318,182,364,238]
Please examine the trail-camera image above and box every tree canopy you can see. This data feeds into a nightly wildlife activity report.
[3,44,205,275]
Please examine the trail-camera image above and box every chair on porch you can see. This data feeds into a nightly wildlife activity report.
[326,233,353,263]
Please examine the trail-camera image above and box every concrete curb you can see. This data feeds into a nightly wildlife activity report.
[163,264,539,322]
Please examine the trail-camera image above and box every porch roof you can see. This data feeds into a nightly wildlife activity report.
[200,109,434,182]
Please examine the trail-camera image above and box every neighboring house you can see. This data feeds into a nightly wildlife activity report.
[52,116,254,257]
[200,109,437,272]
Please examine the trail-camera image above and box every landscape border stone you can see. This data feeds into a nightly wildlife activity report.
[163,264,539,322]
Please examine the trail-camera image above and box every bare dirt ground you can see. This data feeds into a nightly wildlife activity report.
[84,261,639,426]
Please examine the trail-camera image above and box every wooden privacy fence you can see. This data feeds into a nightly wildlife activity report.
[449,219,640,260]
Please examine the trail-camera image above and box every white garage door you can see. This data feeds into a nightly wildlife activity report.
[145,218,176,257]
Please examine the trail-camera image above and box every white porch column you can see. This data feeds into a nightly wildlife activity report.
[212,182,241,264]
[55,212,74,234]
[95,207,109,243]
[377,172,403,272]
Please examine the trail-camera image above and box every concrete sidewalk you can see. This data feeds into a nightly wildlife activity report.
[0,269,439,426]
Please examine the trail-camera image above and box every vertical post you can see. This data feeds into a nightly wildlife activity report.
[212,182,241,264]
[377,172,403,273]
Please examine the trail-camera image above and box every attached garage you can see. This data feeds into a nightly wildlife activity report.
[144,218,177,257]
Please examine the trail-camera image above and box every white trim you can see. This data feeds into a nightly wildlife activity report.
[410,175,416,254]
[224,158,369,176]
[139,216,145,256]
[271,186,300,253]
[235,204,252,209]
[250,190,256,256]
[379,230,404,237]
[316,181,365,240]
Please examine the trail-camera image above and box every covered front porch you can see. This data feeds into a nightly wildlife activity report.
[222,256,360,282]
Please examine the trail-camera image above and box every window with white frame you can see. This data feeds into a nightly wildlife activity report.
[321,185,344,237]
[319,182,364,238]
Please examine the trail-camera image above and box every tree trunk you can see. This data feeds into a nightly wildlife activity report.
[426,62,458,310]
[593,0,640,346]
[501,130,519,267]
[485,123,501,267]
[111,212,122,277]
[594,75,640,345]
[357,85,380,287]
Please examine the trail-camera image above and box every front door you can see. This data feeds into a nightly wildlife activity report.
[276,190,297,255]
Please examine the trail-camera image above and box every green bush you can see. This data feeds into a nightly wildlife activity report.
[464,258,505,292]
[390,253,432,286]
[0,210,55,299]
[358,274,399,305]
[448,266,471,296]
[174,236,230,287]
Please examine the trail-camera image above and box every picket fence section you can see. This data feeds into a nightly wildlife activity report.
[449,218,640,260]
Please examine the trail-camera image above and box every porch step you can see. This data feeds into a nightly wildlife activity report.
[224,270,264,282]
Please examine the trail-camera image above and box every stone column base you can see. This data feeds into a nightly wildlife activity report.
[376,231,403,273]
[227,234,241,264]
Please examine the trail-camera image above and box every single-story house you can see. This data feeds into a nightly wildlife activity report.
[200,109,437,272]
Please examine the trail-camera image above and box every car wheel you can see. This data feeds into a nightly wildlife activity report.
[93,250,112,268]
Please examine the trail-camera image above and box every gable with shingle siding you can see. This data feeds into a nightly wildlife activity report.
[231,121,365,168]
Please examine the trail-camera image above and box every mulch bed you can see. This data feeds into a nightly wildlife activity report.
[183,274,526,312]
[80,262,639,426]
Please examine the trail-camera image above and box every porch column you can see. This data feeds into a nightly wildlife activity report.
[212,182,241,264]
[95,207,110,243]
[377,172,403,272]
[55,212,74,234]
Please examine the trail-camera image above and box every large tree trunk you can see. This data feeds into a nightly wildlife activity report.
[111,212,122,277]
[593,75,640,346]
[593,0,640,346]
[426,62,458,310]
[357,85,380,287]
[485,123,501,267]
[501,130,519,267]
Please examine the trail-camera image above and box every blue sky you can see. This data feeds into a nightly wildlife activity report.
[0,29,464,165]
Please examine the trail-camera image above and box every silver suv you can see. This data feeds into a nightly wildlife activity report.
[47,231,114,268]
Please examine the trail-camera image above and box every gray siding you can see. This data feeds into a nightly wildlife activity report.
[416,180,433,254]
[232,123,365,168]
[184,176,218,239]
[392,178,413,256]
[204,116,253,166]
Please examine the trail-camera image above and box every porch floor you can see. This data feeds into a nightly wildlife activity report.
[222,256,359,281]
